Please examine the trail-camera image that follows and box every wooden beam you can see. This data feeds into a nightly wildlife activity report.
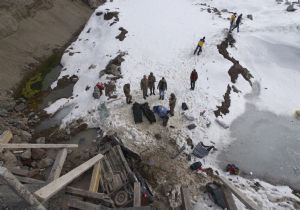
[222,185,238,210]
[89,160,101,192]
[0,167,46,210]
[67,196,111,210]
[48,148,68,182]
[11,168,39,178]
[133,182,141,207]
[181,186,193,210]
[34,153,103,201]
[0,130,13,152]
[0,143,78,149]
[219,176,261,210]
[15,176,45,185]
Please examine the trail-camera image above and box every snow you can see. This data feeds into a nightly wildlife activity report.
[45,0,300,209]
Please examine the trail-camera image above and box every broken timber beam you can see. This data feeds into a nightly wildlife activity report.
[0,167,46,210]
[0,143,78,149]
[0,130,13,152]
[48,148,68,182]
[222,185,238,210]
[34,153,103,201]
[89,160,101,192]
[181,186,193,210]
[219,176,261,210]
[133,182,141,207]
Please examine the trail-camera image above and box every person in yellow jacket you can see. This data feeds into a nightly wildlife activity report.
[229,13,237,30]
[194,36,205,56]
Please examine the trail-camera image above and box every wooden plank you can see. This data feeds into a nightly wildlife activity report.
[11,168,39,178]
[89,160,101,192]
[0,130,13,152]
[133,182,141,207]
[219,176,261,210]
[0,167,46,210]
[222,185,238,210]
[47,148,68,182]
[15,176,45,185]
[67,196,111,210]
[0,143,78,149]
[115,145,132,174]
[181,186,193,210]
[34,153,103,201]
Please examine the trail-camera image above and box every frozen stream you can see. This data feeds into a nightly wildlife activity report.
[219,103,300,190]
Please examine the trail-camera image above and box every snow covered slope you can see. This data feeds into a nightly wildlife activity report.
[46,0,300,209]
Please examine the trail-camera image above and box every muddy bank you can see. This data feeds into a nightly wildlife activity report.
[0,0,93,96]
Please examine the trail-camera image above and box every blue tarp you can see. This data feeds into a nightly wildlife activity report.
[153,105,169,118]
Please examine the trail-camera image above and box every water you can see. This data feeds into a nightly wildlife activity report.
[219,103,300,190]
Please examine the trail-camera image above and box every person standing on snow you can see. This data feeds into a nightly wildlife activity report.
[190,69,198,90]
[229,13,237,31]
[194,37,205,56]
[231,14,242,32]
[123,83,132,104]
[157,77,167,100]
[140,75,148,100]
[148,72,156,96]
[169,93,176,116]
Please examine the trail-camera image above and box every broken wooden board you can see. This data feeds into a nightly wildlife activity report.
[89,160,101,192]
[67,196,111,210]
[0,167,46,210]
[219,176,261,210]
[181,186,193,210]
[133,182,141,207]
[0,143,78,149]
[48,148,68,182]
[0,130,13,152]
[222,185,238,210]
[11,168,39,178]
[34,153,103,201]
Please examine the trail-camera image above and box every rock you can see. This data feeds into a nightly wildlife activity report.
[12,135,22,143]
[31,148,47,160]
[37,158,54,169]
[31,161,37,168]
[20,130,32,142]
[154,134,162,140]
[96,12,103,16]
[247,14,253,20]
[187,124,197,130]
[0,109,8,117]
[0,98,16,110]
[20,149,31,160]
[0,151,18,169]
[14,103,27,112]
[221,9,228,12]
[287,4,297,12]
[84,0,105,9]
[35,137,45,144]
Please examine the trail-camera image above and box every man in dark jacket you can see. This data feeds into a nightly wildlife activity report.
[157,77,167,100]
[190,69,198,90]
[231,14,242,32]
[140,75,148,99]
[123,83,132,104]
[148,72,156,95]
[169,93,176,116]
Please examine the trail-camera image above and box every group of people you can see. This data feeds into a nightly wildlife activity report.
[230,13,243,32]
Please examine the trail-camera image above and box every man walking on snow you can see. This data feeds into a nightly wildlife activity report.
[229,13,237,31]
[194,37,205,56]
[157,77,167,100]
[123,83,132,104]
[140,75,148,99]
[148,72,156,95]
[169,93,176,116]
[190,69,198,90]
[231,14,242,33]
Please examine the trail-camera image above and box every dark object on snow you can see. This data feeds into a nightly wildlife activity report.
[153,105,169,126]
[182,102,189,111]
[141,103,156,123]
[192,142,215,158]
[206,182,227,209]
[162,116,169,127]
[190,161,202,171]
[287,5,296,12]
[187,124,196,130]
[132,103,143,124]
[226,164,240,175]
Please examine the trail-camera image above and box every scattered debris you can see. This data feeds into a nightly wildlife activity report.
[187,124,197,130]
[192,142,215,158]
[215,118,230,129]
[116,27,128,41]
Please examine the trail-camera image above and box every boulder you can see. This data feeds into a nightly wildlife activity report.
[37,157,54,169]
[287,4,296,12]
[14,103,27,112]
[20,130,32,142]
[31,148,47,160]
[20,149,31,160]
[35,137,46,144]
[1,151,18,169]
